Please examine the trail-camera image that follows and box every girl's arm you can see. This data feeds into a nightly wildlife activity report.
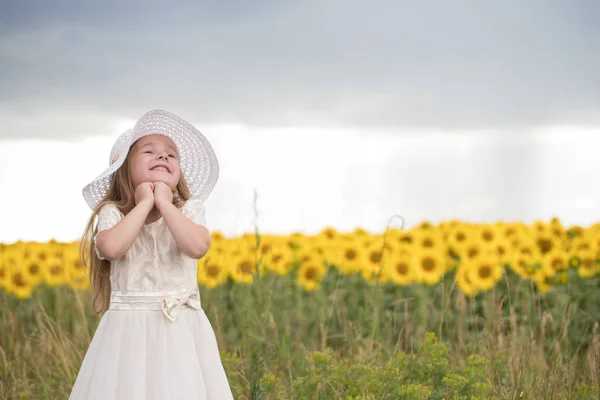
[95,199,154,261]
[157,201,211,259]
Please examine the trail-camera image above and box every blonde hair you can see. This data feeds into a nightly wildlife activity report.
[80,140,192,314]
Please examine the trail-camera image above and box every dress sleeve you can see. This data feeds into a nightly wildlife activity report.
[181,197,207,227]
[94,203,124,260]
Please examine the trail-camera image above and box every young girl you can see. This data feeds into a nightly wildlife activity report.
[70,109,234,399]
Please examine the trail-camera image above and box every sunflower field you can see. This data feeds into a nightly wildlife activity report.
[1,218,600,399]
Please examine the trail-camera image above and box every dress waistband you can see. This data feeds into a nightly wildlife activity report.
[108,286,202,322]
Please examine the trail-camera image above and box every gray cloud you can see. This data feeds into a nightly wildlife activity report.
[1,0,599,138]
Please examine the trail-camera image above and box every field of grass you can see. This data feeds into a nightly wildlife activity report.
[1,218,600,399]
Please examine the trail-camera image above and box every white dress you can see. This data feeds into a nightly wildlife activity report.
[70,198,234,400]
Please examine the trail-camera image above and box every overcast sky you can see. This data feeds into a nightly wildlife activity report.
[1,1,599,242]
[1,0,599,137]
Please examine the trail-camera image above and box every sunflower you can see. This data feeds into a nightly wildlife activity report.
[47,240,66,259]
[455,265,477,296]
[414,230,446,252]
[549,218,565,240]
[265,244,295,276]
[7,269,32,299]
[459,239,490,262]
[386,253,415,286]
[2,248,23,272]
[68,269,90,290]
[210,231,226,243]
[304,237,328,262]
[535,234,560,255]
[22,256,45,286]
[198,256,228,288]
[541,249,568,277]
[438,220,460,238]
[258,235,277,258]
[491,237,512,265]
[569,236,594,256]
[509,253,537,279]
[332,239,367,275]
[531,220,549,236]
[297,261,326,291]
[395,231,415,246]
[26,242,51,264]
[517,240,542,260]
[532,268,553,293]
[466,255,504,291]
[415,221,434,231]
[361,240,391,283]
[230,254,256,284]
[43,256,66,287]
[318,227,341,245]
[476,224,500,247]
[204,242,228,262]
[497,222,524,240]
[447,225,472,253]
[411,250,445,285]
[224,240,251,261]
[285,232,306,251]
[364,241,384,269]
[577,250,598,278]
[566,226,584,238]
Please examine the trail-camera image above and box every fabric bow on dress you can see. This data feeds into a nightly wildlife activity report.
[161,287,202,322]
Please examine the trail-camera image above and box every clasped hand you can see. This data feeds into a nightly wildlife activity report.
[134,181,174,209]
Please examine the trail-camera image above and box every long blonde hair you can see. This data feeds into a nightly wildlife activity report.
[80,144,192,314]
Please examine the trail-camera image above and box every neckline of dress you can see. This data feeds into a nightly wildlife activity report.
[143,216,164,228]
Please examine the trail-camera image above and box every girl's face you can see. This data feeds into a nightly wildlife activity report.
[129,134,181,190]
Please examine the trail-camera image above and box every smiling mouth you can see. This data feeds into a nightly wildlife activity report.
[151,166,170,173]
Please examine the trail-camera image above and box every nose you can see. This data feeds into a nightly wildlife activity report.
[158,152,169,161]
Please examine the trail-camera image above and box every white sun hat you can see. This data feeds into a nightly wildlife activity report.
[82,109,219,210]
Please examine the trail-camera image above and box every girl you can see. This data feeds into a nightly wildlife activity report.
[71,109,234,399]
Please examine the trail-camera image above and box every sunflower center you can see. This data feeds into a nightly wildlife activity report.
[468,248,479,259]
[579,243,591,251]
[260,243,272,255]
[50,265,62,276]
[305,267,317,280]
[537,238,553,254]
[396,262,409,275]
[456,232,466,242]
[582,258,594,269]
[422,238,434,248]
[29,263,40,275]
[399,235,413,244]
[345,249,357,261]
[478,265,492,279]
[551,258,564,270]
[207,265,220,278]
[369,251,381,263]
[272,254,283,263]
[13,272,26,288]
[240,261,254,274]
[422,257,436,272]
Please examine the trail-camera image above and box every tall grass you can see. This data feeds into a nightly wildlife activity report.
[1,267,599,399]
